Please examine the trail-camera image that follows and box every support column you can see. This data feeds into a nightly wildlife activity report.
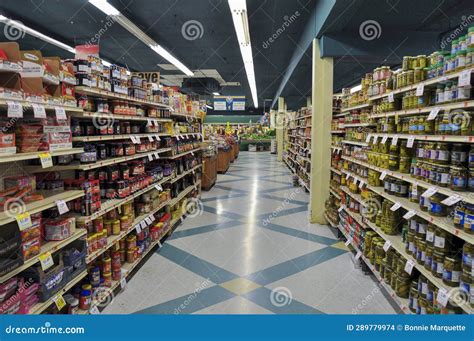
[276,97,285,162]
[309,39,333,224]
[306,96,312,108]
[270,109,276,129]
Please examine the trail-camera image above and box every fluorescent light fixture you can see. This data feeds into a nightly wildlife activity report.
[350,84,362,94]
[89,0,193,77]
[0,15,76,54]
[102,60,112,67]
[206,105,213,110]
[212,92,220,96]
[228,0,258,108]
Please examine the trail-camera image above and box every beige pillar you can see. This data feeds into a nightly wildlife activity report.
[276,97,285,162]
[309,39,333,224]
[306,96,312,108]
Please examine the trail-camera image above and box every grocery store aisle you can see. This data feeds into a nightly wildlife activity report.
[103,152,397,314]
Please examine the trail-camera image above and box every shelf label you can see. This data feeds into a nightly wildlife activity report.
[39,152,53,169]
[155,135,161,141]
[345,173,350,180]
[39,252,54,271]
[407,136,415,148]
[404,260,415,275]
[176,135,180,141]
[55,200,69,215]
[146,119,152,126]
[147,154,154,162]
[412,183,418,196]
[120,277,127,289]
[158,241,163,248]
[427,107,440,121]
[416,83,424,97]
[388,92,395,103]
[338,205,345,213]
[403,210,417,220]
[345,238,352,247]
[32,104,46,118]
[353,178,359,186]
[117,205,122,214]
[365,134,372,143]
[383,240,392,252]
[90,306,100,315]
[153,120,159,126]
[437,288,449,307]
[441,195,463,206]
[458,69,471,87]
[421,187,438,198]
[140,220,147,229]
[53,294,66,310]
[136,225,142,234]
[145,216,153,225]
[380,171,387,180]
[355,251,362,260]
[16,212,32,231]
[390,202,402,211]
[358,180,364,189]
[391,136,399,146]
[55,107,67,120]
[7,101,23,118]
[381,135,388,144]
[154,152,160,159]
[155,184,163,191]
[147,136,154,142]
[372,135,379,144]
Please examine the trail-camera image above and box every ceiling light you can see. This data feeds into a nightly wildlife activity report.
[89,0,193,77]
[212,92,220,96]
[206,105,213,109]
[0,15,76,53]
[228,0,258,108]
[101,60,112,67]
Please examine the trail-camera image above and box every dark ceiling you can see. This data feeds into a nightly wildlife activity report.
[0,0,473,111]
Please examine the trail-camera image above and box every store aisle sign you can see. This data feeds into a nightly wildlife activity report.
[214,96,246,111]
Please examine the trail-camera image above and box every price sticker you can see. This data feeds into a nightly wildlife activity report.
[53,294,66,310]
[176,135,180,141]
[155,135,161,141]
[140,220,147,229]
[154,152,160,159]
[7,101,23,118]
[56,200,69,215]
[380,171,387,180]
[365,134,372,143]
[90,306,100,315]
[136,225,142,234]
[404,260,415,275]
[39,252,54,271]
[355,251,362,260]
[381,135,388,144]
[358,180,364,189]
[391,136,399,146]
[148,136,154,142]
[145,216,153,225]
[403,210,417,220]
[338,205,345,213]
[120,277,127,289]
[55,107,67,120]
[441,195,463,206]
[147,154,154,162]
[390,202,402,211]
[383,241,392,252]
[16,212,32,231]
[458,69,471,87]
[427,107,440,121]
[437,288,449,307]
[39,152,53,168]
[412,183,418,196]
[155,185,163,192]
[416,83,424,97]
[373,135,379,144]
[345,238,352,247]
[345,173,351,180]
[407,136,415,148]
[32,103,46,118]
[421,187,438,198]
[388,92,395,103]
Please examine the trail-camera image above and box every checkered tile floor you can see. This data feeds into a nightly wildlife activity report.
[103,152,397,314]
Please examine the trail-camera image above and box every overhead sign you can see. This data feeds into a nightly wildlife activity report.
[214,96,246,111]
[132,72,160,84]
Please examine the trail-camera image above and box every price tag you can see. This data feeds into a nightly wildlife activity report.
[32,104,46,118]
[365,134,372,143]
[153,120,159,126]
[117,205,122,214]
[353,178,359,186]
[381,135,388,144]
[155,135,161,141]
[373,135,379,144]
[90,306,100,314]
[147,119,152,127]
[407,136,415,148]
[55,200,69,215]
[441,195,463,206]
[136,225,142,234]
[345,238,352,247]
[147,154,154,162]
[16,212,32,231]
[380,171,387,180]
[7,101,23,118]
[148,136,154,142]
[120,277,127,289]
[191,151,195,156]
[383,240,392,252]
[176,135,180,141]
[355,251,362,260]
[390,202,402,211]
[358,180,364,189]
[404,260,415,275]
[391,136,399,146]
[403,210,417,220]
[421,187,438,198]
[55,107,67,120]
[149,214,155,221]
[155,184,163,191]
[154,152,160,159]
[416,83,424,96]
[39,152,53,168]
[427,107,440,121]
[140,220,147,229]
[145,216,153,225]
[437,288,449,307]
[53,294,66,310]
[338,205,345,213]
[388,92,395,103]
[458,69,471,87]
[345,173,350,180]
[412,183,418,196]
[39,252,54,271]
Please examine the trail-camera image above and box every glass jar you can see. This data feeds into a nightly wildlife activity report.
[434,228,452,253]
[454,203,466,230]
[450,166,468,191]
[435,143,450,164]
[429,193,446,217]
[464,204,474,234]
[431,250,445,278]
[442,256,462,287]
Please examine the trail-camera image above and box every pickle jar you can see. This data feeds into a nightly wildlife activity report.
[442,256,462,287]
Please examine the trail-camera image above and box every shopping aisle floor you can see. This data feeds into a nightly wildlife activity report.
[103,152,398,314]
